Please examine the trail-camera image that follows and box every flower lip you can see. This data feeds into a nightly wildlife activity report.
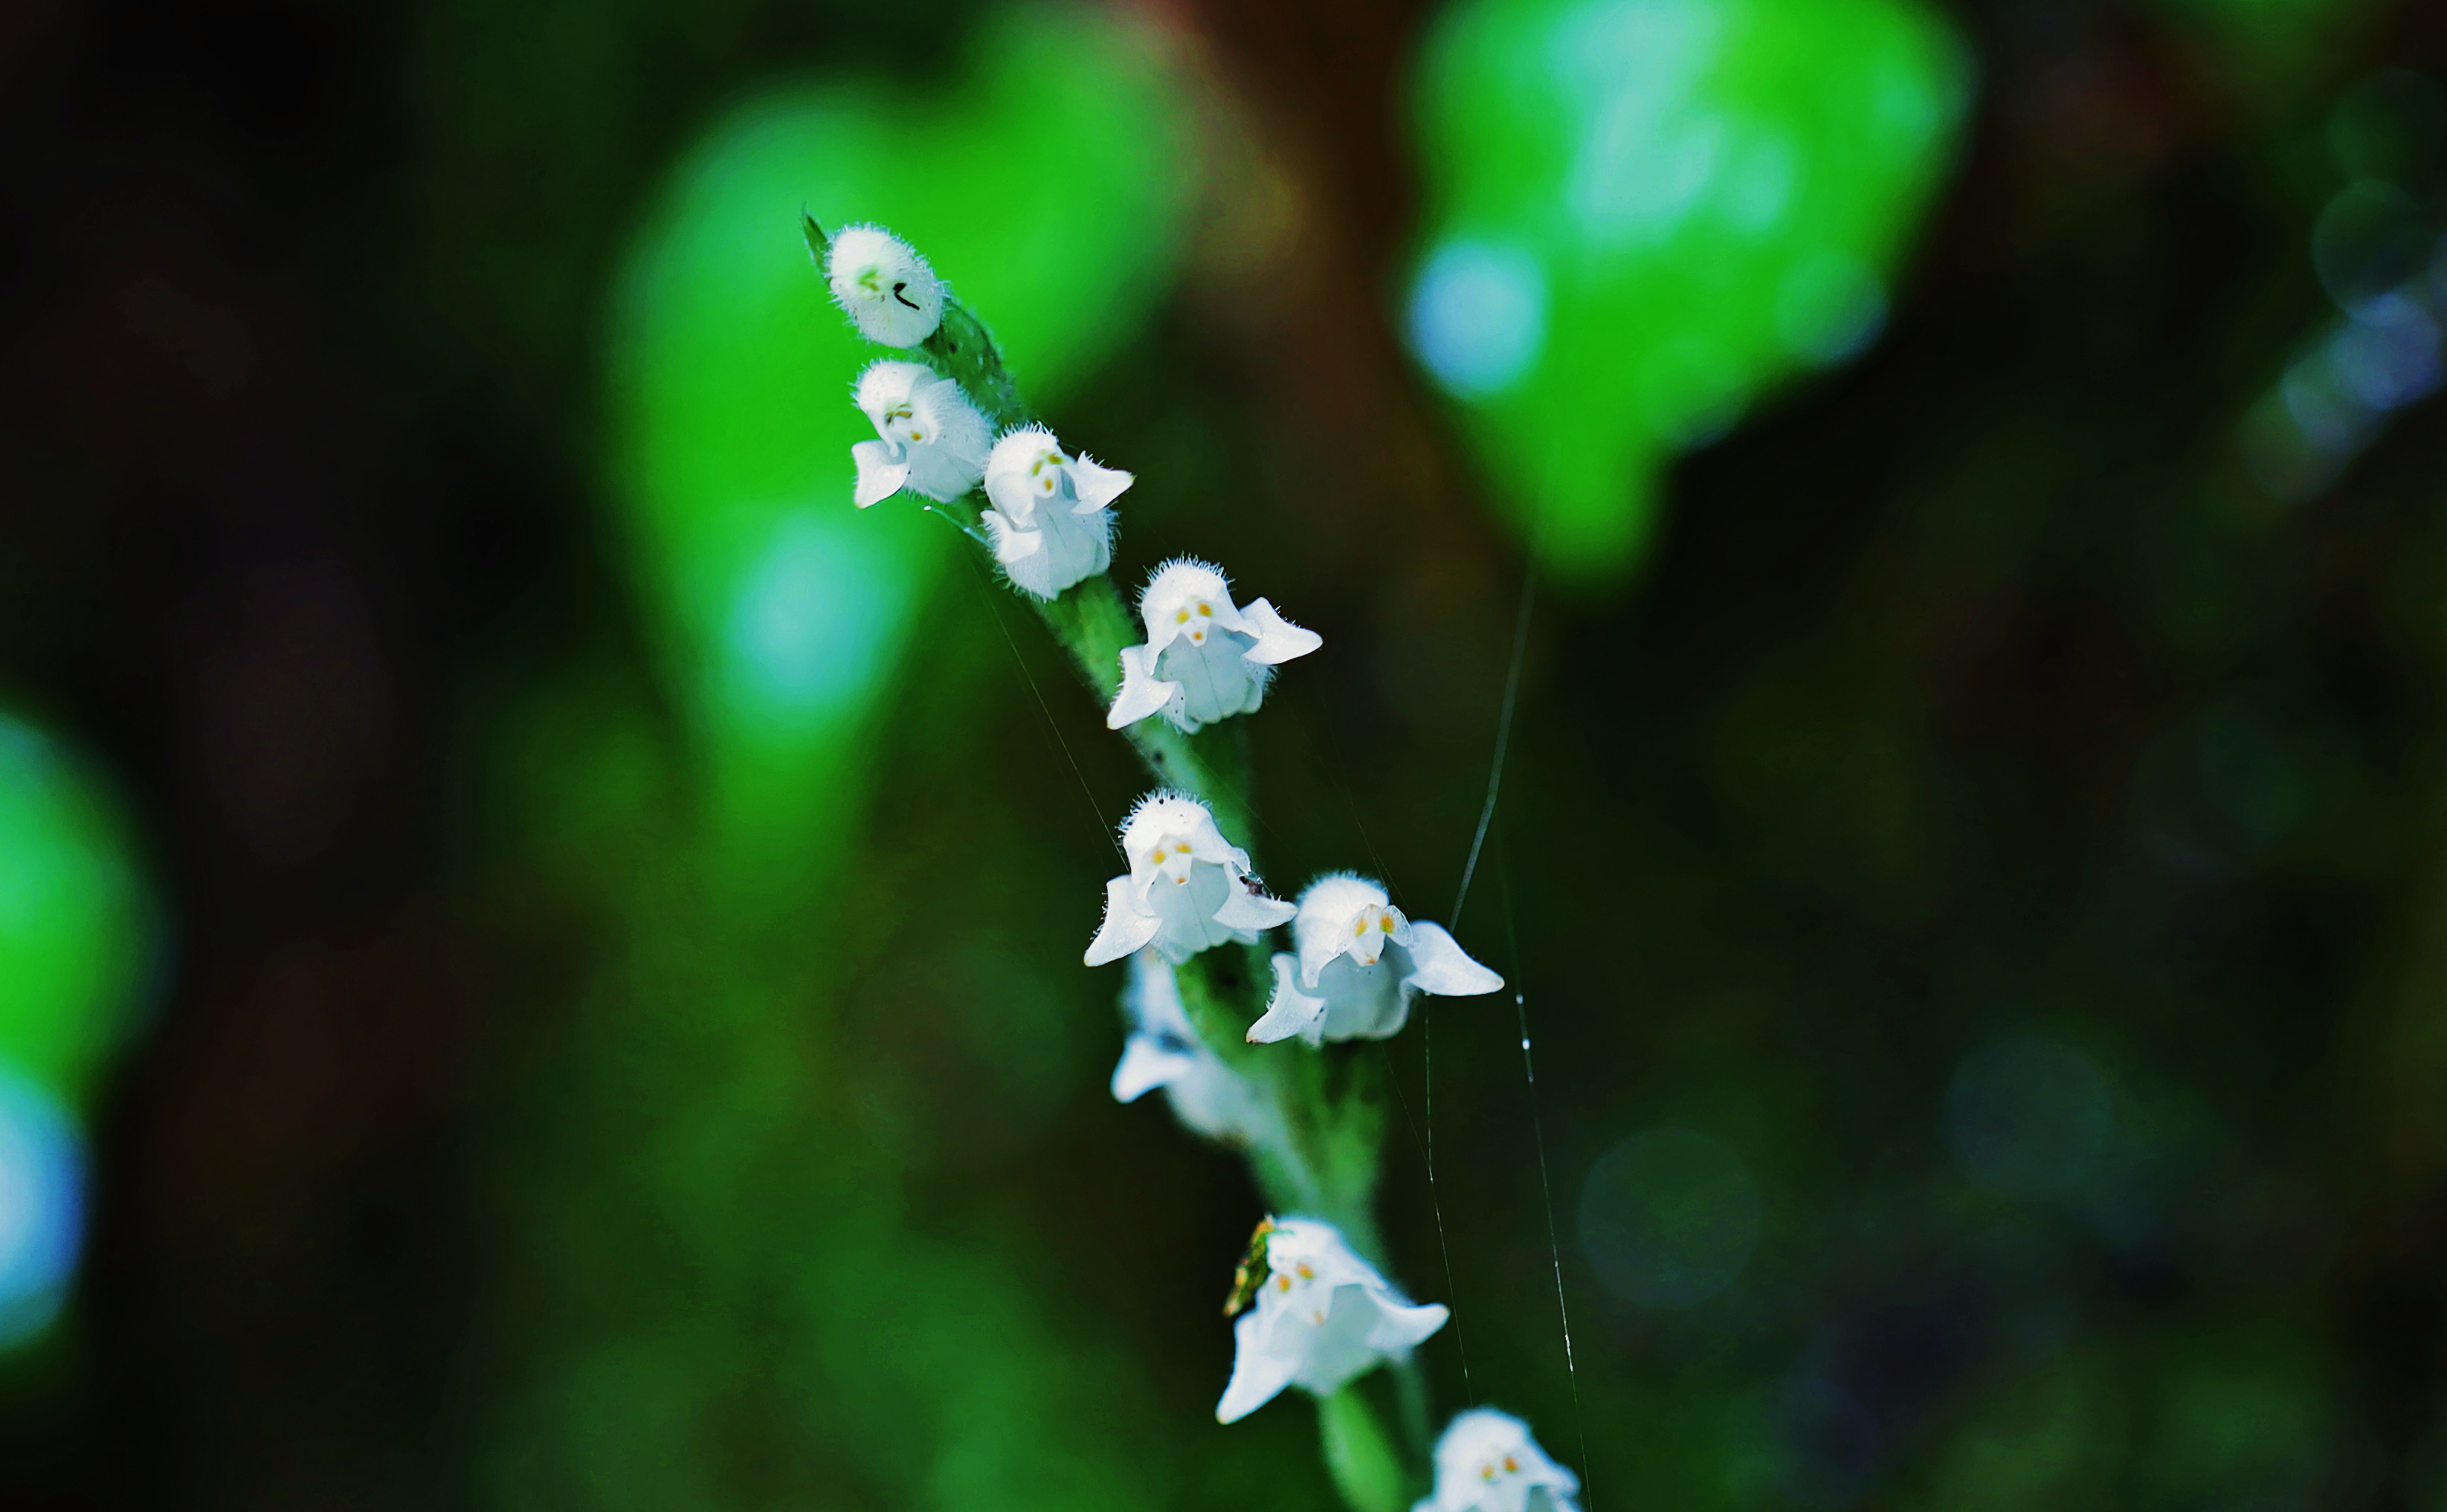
[980,425,1128,598]
[1247,874,1504,1047]
[1086,791,1295,968]
[1294,873,1411,982]
[1108,559,1320,731]
[1138,558,1246,654]
[1419,1407,1580,1512]
[1120,791,1239,883]
[849,360,988,507]
[1214,1215,1450,1424]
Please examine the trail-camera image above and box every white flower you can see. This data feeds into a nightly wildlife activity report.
[1216,1217,1449,1424]
[1247,875,1503,1047]
[826,223,943,347]
[1112,954,1278,1147]
[1084,792,1295,966]
[851,361,990,507]
[1414,1409,1582,1512]
[1106,560,1321,733]
[981,426,1128,598]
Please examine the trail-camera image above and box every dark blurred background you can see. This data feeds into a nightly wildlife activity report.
[7,0,2447,1506]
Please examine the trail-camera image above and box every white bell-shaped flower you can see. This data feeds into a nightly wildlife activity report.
[1107,560,1321,733]
[1084,792,1295,967]
[1112,954,1278,1148]
[1414,1409,1582,1512]
[981,426,1128,598]
[1216,1216,1449,1424]
[826,223,942,346]
[1247,875,1503,1047]
[851,361,990,507]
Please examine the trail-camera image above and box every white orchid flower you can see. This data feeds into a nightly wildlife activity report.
[1247,874,1503,1047]
[1106,559,1321,733]
[850,361,990,507]
[1112,954,1278,1148]
[1216,1216,1449,1424]
[1415,1409,1582,1512]
[981,426,1128,598]
[826,223,942,347]
[1084,792,1295,967]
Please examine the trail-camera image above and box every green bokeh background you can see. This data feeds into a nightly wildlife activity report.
[1409,0,1971,575]
[8,0,2447,1507]
[0,720,148,1112]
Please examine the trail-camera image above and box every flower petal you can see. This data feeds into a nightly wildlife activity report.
[851,440,909,508]
[1085,874,1163,966]
[1401,923,1504,998]
[1214,885,1297,934]
[1216,1308,1300,1424]
[1237,597,1323,665]
[984,510,1063,600]
[1164,1057,1275,1148]
[1107,643,1181,730]
[1125,952,1194,1038]
[1181,807,1239,866]
[1361,1296,1451,1354]
[983,424,1057,527]
[1111,1033,1197,1102]
[1248,955,1327,1045]
[1070,453,1135,513]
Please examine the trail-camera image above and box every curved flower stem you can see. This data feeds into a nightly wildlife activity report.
[810,213,1407,1508]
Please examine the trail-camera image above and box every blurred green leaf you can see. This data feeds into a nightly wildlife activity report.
[1406,0,1970,578]
[0,714,149,1109]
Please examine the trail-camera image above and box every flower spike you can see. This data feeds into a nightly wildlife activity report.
[826,223,943,347]
[1248,874,1503,1047]
[1415,1409,1582,1512]
[1108,559,1321,733]
[982,426,1127,598]
[850,360,989,507]
[1085,792,1295,967]
[1215,1216,1448,1423]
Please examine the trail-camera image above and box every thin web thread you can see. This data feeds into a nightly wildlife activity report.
[932,508,1121,859]
[1448,534,1540,928]
[1376,1036,1475,1407]
[1431,493,1590,1501]
[1497,831,1591,1507]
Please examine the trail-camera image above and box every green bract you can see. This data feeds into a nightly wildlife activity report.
[1407,0,1971,577]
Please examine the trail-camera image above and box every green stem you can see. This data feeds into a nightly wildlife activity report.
[1318,1383,1412,1512]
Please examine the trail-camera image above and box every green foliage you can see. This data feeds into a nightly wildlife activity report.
[0,714,149,1108]
[1408,0,1970,577]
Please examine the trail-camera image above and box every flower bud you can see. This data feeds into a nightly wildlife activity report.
[826,223,943,347]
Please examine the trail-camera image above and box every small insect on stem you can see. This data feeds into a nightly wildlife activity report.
[1222,1215,1278,1317]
